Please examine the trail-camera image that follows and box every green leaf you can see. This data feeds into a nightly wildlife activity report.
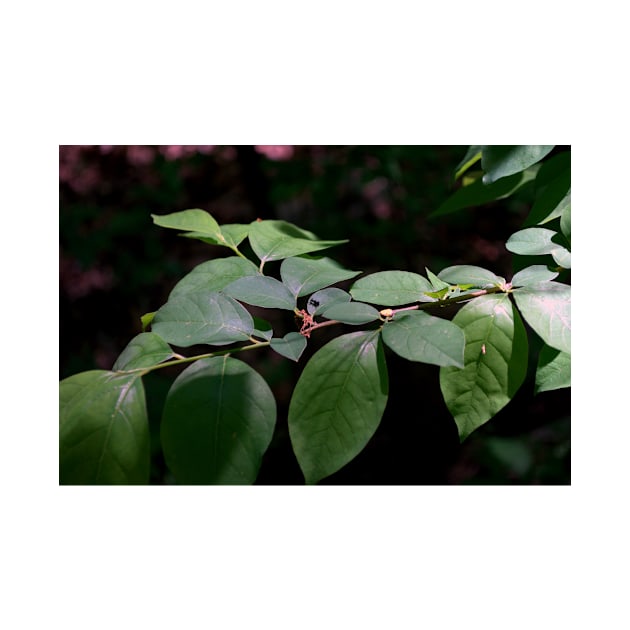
[551,247,571,269]
[505,227,559,255]
[60,371,150,484]
[525,172,570,226]
[307,287,352,315]
[481,145,555,184]
[152,292,254,347]
[454,145,482,180]
[160,357,276,484]
[350,271,432,306]
[425,267,450,291]
[431,169,537,218]
[140,311,156,331]
[152,209,221,236]
[382,311,465,367]
[288,331,388,484]
[223,275,296,310]
[438,265,505,288]
[513,282,571,354]
[248,219,347,264]
[318,301,381,324]
[280,256,361,297]
[440,294,528,441]
[113,332,175,371]
[181,223,250,248]
[535,345,571,393]
[252,317,273,341]
[169,257,259,299]
[511,265,559,287]
[270,332,308,362]
[560,204,571,244]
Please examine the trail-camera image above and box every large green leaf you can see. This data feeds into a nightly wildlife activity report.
[270,332,308,362]
[438,265,504,288]
[181,223,250,248]
[288,331,389,484]
[431,169,537,218]
[113,332,175,371]
[152,209,221,236]
[60,371,150,484]
[169,257,259,299]
[440,294,528,441]
[318,301,381,324]
[248,220,347,264]
[505,227,558,255]
[223,275,296,310]
[280,256,361,297]
[510,265,558,287]
[525,175,570,226]
[307,287,352,315]
[349,271,432,306]
[535,344,571,394]
[513,282,571,354]
[481,145,555,184]
[152,292,254,347]
[382,311,465,367]
[161,357,276,484]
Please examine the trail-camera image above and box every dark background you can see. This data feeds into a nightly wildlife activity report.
[59,145,570,485]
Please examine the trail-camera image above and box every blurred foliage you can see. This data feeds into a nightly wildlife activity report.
[59,145,570,485]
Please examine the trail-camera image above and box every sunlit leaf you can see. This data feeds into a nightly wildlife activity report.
[382,311,465,367]
[113,332,175,371]
[535,344,571,393]
[560,204,571,244]
[513,282,571,354]
[438,265,504,288]
[270,332,308,362]
[248,220,347,264]
[169,257,259,299]
[280,256,361,297]
[161,357,276,484]
[440,294,528,441]
[140,311,156,331]
[288,331,388,484]
[481,145,555,184]
[510,265,559,287]
[152,209,221,236]
[350,271,432,306]
[505,227,558,256]
[454,145,482,180]
[181,223,250,248]
[223,275,296,310]
[152,292,254,347]
[60,371,150,484]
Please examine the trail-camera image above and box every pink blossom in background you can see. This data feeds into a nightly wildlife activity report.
[254,145,294,161]
[126,145,155,166]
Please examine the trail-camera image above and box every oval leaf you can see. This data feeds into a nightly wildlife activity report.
[535,345,571,393]
[505,227,558,256]
[181,223,250,249]
[511,265,559,287]
[152,292,254,347]
[513,281,571,354]
[438,265,504,288]
[60,371,150,484]
[152,209,221,236]
[113,332,175,371]
[382,311,465,367]
[481,145,555,184]
[440,294,528,441]
[161,357,276,484]
[307,288,352,315]
[280,256,361,297]
[248,220,347,264]
[318,301,381,324]
[223,275,296,310]
[169,257,259,299]
[270,332,308,362]
[350,271,432,306]
[288,331,389,484]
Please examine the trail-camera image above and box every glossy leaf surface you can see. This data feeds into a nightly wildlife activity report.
[270,332,308,362]
[152,209,221,237]
[307,287,352,315]
[505,227,559,256]
[440,294,528,441]
[350,271,432,306]
[513,282,571,354]
[152,292,254,347]
[288,331,388,484]
[161,357,276,484]
[535,344,571,393]
[181,223,249,249]
[113,332,175,371]
[382,311,465,367]
[280,256,361,297]
[169,257,259,299]
[60,371,149,484]
[223,275,296,310]
[438,265,504,288]
[481,145,554,184]
[511,265,559,287]
[248,220,347,264]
